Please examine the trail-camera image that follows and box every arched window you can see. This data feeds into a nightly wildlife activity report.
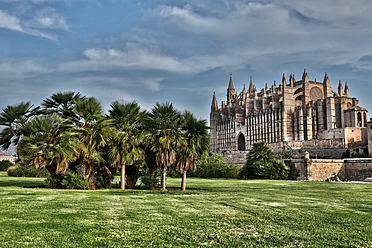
[358,112,362,127]
[238,133,245,151]
[364,112,367,127]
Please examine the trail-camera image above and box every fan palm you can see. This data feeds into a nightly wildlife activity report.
[176,111,209,191]
[42,91,83,119]
[108,101,146,189]
[0,102,40,150]
[17,114,79,179]
[148,102,184,191]
[74,97,109,190]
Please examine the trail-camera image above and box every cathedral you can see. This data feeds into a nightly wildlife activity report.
[210,69,368,152]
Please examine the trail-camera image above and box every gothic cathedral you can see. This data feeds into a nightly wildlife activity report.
[210,69,368,152]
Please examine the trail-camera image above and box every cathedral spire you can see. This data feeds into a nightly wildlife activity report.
[338,80,343,96]
[323,72,330,85]
[248,78,254,94]
[242,84,246,93]
[282,73,286,87]
[323,72,331,98]
[211,92,218,111]
[289,74,294,87]
[228,74,235,91]
[344,82,349,97]
[302,68,309,83]
[227,74,235,104]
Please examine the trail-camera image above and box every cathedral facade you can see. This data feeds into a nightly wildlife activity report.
[210,69,368,152]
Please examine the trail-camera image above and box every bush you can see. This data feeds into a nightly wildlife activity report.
[196,154,239,179]
[285,159,300,180]
[140,174,159,189]
[239,142,290,180]
[62,171,89,189]
[7,164,49,177]
[0,160,13,171]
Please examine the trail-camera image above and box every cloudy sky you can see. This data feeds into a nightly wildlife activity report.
[1,0,372,121]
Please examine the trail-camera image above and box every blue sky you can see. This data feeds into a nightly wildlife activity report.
[1,0,372,121]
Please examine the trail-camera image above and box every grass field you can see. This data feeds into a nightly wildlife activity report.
[0,172,371,247]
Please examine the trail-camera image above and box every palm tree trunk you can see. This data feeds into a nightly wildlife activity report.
[86,163,97,190]
[161,166,167,191]
[46,164,58,179]
[181,171,187,191]
[121,164,125,189]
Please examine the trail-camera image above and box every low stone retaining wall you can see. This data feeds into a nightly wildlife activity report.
[220,150,372,181]
[293,158,372,181]
[343,158,372,181]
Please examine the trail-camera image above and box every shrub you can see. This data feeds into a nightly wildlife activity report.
[285,159,300,180]
[7,164,49,177]
[0,160,13,171]
[62,171,89,189]
[45,176,62,189]
[341,149,351,158]
[196,154,239,179]
[140,174,159,189]
[239,142,290,180]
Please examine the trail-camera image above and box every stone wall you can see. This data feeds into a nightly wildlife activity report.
[343,158,372,181]
[220,150,372,181]
[304,159,345,181]
[292,158,372,181]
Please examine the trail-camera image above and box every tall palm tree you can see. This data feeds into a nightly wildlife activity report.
[107,101,146,189]
[0,102,40,150]
[42,91,83,119]
[17,114,79,180]
[148,102,184,191]
[176,111,209,191]
[74,97,109,190]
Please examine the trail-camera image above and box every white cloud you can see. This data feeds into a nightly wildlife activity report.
[0,10,23,32]
[60,43,188,73]
[0,60,49,80]
[26,7,68,30]
[0,5,67,41]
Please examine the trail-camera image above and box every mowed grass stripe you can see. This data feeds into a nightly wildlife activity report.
[0,172,371,247]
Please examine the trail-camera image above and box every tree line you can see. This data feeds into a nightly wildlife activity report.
[0,92,210,190]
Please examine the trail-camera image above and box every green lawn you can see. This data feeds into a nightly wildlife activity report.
[0,172,371,247]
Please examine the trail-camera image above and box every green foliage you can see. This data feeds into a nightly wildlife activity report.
[341,149,351,158]
[140,174,159,189]
[45,176,62,189]
[62,171,89,189]
[195,154,239,179]
[0,102,40,150]
[342,149,368,158]
[0,160,13,171]
[0,92,209,190]
[7,164,49,178]
[281,152,293,159]
[239,142,289,179]
[285,159,300,180]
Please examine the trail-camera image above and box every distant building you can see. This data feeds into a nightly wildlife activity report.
[0,154,16,163]
[210,69,368,152]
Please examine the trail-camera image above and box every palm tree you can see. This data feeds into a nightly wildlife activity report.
[42,91,83,119]
[0,102,40,150]
[74,97,109,190]
[17,114,79,180]
[148,102,184,191]
[107,101,146,189]
[176,111,209,191]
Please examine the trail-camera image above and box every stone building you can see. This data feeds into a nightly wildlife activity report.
[210,69,368,152]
